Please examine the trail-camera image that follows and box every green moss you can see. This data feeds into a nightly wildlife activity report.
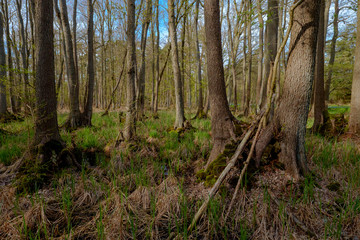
[196,142,238,187]
[15,140,64,194]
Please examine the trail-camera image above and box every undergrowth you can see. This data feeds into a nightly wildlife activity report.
[0,110,359,239]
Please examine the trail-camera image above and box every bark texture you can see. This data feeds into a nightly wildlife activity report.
[255,0,320,179]
[325,0,339,101]
[259,0,278,110]
[59,0,82,128]
[16,0,29,111]
[34,0,61,146]
[312,0,328,132]
[1,0,17,113]
[244,0,252,116]
[0,11,7,115]
[137,0,152,118]
[83,0,95,126]
[194,0,204,118]
[349,1,360,134]
[256,0,264,108]
[168,0,185,128]
[124,0,137,140]
[204,0,236,166]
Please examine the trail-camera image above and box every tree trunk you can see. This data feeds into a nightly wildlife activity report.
[244,0,252,116]
[204,0,236,166]
[324,0,339,102]
[59,0,82,128]
[72,0,79,97]
[312,0,328,132]
[0,11,7,115]
[168,0,185,128]
[16,0,29,112]
[153,0,160,113]
[193,0,205,118]
[137,0,152,118]
[255,0,320,180]
[33,0,62,146]
[259,0,278,110]
[349,1,360,134]
[124,0,137,141]
[1,0,16,113]
[256,0,264,110]
[82,0,95,126]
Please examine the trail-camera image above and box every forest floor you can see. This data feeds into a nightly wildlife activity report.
[0,108,359,239]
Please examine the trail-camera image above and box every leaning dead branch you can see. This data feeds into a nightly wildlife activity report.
[187,121,258,233]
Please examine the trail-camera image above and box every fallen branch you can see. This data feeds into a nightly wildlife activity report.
[224,117,265,221]
[187,123,257,233]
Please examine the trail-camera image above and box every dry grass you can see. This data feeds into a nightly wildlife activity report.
[0,112,359,239]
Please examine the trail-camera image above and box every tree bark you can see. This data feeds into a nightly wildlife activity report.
[59,0,82,128]
[82,0,95,126]
[1,0,17,113]
[204,0,236,166]
[255,0,320,179]
[193,0,205,118]
[259,0,278,110]
[168,0,186,128]
[153,0,160,113]
[137,0,152,118]
[33,0,62,146]
[312,0,328,132]
[72,0,79,95]
[244,0,252,116]
[349,1,360,134]
[325,0,339,102]
[16,0,29,112]
[124,0,137,141]
[0,10,7,115]
[256,0,264,110]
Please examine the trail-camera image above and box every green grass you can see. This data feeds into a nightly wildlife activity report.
[1,110,360,239]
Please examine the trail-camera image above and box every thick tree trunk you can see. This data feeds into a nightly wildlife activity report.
[312,0,328,132]
[168,0,186,128]
[325,0,339,102]
[137,0,152,118]
[124,0,137,141]
[259,0,278,110]
[255,0,320,179]
[33,0,62,146]
[59,0,82,128]
[0,11,7,115]
[204,0,236,166]
[83,0,95,126]
[349,1,360,134]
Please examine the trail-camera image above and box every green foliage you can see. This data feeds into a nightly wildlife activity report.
[326,25,356,103]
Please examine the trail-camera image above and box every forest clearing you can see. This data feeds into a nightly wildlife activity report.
[0,0,360,239]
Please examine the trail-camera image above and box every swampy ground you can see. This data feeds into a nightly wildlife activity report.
[0,108,359,239]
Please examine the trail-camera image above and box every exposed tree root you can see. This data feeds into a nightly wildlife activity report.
[0,140,85,193]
